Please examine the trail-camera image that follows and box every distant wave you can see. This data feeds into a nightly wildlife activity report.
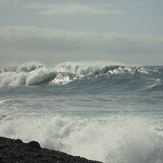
[0,61,163,90]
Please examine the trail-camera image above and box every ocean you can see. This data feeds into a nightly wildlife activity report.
[0,61,163,163]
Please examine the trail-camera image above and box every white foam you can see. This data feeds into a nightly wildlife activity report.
[54,61,124,75]
[0,114,162,163]
[0,67,54,86]
[0,61,122,86]
[16,62,46,72]
[0,61,162,87]
[0,99,23,105]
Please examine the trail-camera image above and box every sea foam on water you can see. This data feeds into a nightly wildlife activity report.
[0,112,163,163]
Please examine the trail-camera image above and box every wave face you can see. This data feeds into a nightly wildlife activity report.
[0,61,163,91]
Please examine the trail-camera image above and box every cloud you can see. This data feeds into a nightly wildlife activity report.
[0,0,8,3]
[1,26,163,53]
[0,0,21,3]
[23,2,124,15]
[136,1,153,5]
[0,26,163,65]
[12,0,22,4]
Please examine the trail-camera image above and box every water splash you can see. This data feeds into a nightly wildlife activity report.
[0,113,163,163]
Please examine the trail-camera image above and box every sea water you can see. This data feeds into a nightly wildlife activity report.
[0,61,163,163]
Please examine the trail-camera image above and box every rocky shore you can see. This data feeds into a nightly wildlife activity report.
[0,137,102,163]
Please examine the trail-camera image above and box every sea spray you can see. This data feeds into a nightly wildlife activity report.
[0,113,163,163]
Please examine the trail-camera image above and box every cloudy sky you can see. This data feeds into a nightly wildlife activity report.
[0,0,163,66]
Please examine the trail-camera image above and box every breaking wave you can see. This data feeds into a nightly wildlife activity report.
[0,113,163,163]
[0,61,163,90]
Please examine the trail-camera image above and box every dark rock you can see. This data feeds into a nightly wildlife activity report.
[0,156,2,162]
[14,139,23,144]
[0,144,9,150]
[0,137,102,163]
[27,141,41,150]
[34,153,42,158]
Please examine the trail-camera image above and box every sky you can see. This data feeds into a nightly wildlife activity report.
[0,0,163,66]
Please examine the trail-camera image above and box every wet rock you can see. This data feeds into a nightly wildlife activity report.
[14,139,23,144]
[0,144,9,150]
[0,137,102,163]
[27,141,41,150]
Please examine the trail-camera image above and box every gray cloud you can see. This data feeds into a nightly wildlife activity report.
[136,1,153,5]
[1,26,163,65]
[23,2,124,15]
[0,0,21,3]
[1,26,163,53]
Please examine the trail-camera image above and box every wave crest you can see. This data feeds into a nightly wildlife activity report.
[16,62,47,72]
[0,61,163,88]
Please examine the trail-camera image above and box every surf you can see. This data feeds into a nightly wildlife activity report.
[0,61,163,91]
[1,61,163,162]
[0,112,163,163]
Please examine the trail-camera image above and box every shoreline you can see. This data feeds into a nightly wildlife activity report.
[0,136,102,163]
